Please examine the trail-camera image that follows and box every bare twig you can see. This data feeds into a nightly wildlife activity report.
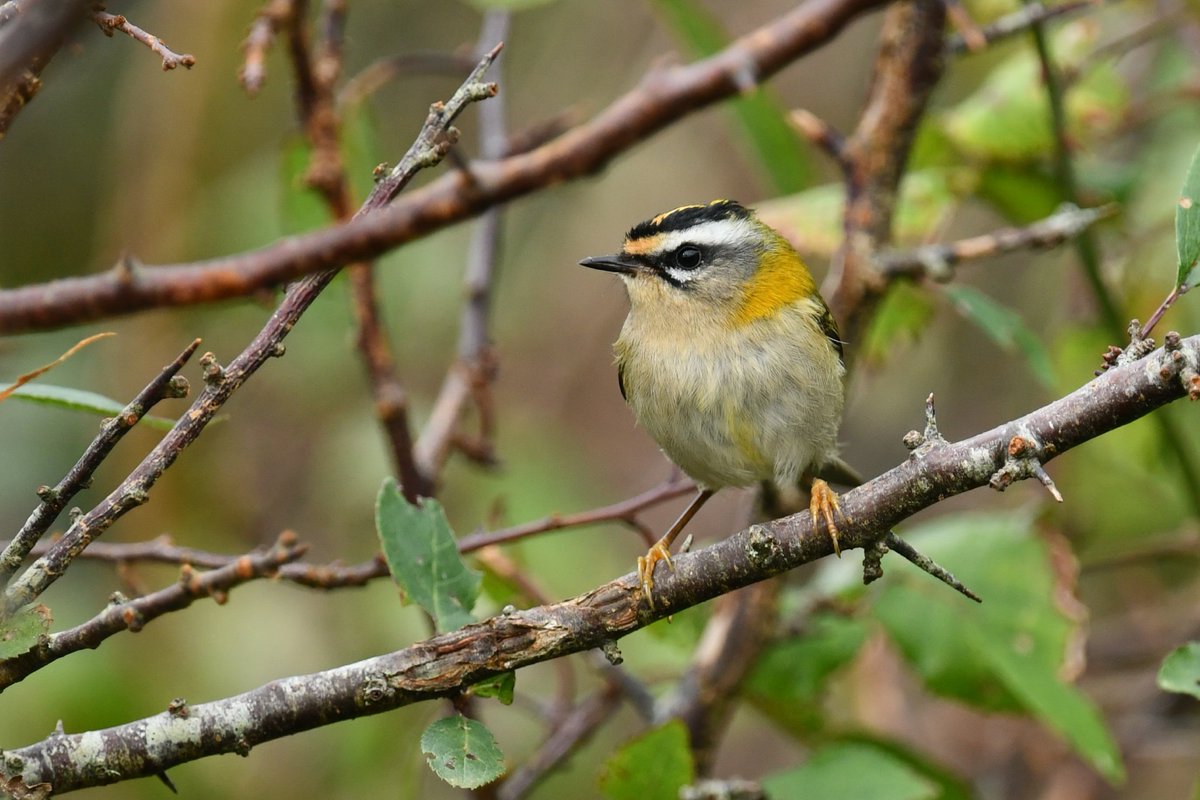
[0,532,307,690]
[457,476,696,552]
[92,10,195,70]
[945,0,1097,55]
[338,51,480,109]
[497,683,623,800]
[415,11,511,480]
[875,203,1118,279]
[0,48,502,616]
[4,332,1198,791]
[239,0,295,94]
[0,0,889,333]
[0,339,198,586]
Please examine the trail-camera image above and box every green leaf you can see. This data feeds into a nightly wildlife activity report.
[977,165,1064,224]
[943,285,1054,388]
[1175,142,1200,288]
[744,613,868,736]
[4,383,176,431]
[420,714,506,789]
[874,512,1123,782]
[941,22,1128,163]
[862,281,937,365]
[470,671,515,705]
[599,720,694,800]
[651,0,811,193]
[1158,642,1200,700]
[762,742,938,800]
[0,604,51,660]
[278,134,332,234]
[756,169,975,259]
[375,479,480,632]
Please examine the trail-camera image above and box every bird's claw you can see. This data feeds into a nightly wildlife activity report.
[810,478,847,556]
[637,541,674,607]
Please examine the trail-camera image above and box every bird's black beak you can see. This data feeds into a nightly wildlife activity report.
[579,254,642,276]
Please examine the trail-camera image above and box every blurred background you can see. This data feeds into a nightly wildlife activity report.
[1,0,1199,797]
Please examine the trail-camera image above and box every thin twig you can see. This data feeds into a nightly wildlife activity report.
[415,11,510,480]
[457,476,696,552]
[0,48,502,617]
[5,332,1199,791]
[497,683,623,800]
[92,10,195,70]
[0,532,308,691]
[239,0,295,94]
[944,0,1097,55]
[876,203,1118,279]
[338,51,480,110]
[0,339,198,586]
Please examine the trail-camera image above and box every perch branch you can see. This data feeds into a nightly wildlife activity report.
[4,333,1197,792]
[0,0,889,333]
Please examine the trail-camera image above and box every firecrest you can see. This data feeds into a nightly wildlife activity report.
[580,199,851,606]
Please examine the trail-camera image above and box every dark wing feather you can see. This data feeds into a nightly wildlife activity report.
[617,361,628,401]
[815,301,845,367]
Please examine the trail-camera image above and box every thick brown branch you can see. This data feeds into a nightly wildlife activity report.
[0,0,887,334]
[3,334,1197,792]
[824,0,946,335]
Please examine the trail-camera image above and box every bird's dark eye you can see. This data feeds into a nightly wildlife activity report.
[674,245,703,270]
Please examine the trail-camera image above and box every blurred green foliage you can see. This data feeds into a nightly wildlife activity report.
[1,1,1199,798]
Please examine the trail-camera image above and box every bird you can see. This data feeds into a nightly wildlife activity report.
[579,199,852,606]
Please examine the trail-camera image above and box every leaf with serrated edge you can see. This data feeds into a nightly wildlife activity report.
[375,479,479,632]
[1176,143,1200,288]
[420,715,505,789]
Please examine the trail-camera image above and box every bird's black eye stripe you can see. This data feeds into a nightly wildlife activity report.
[674,245,702,270]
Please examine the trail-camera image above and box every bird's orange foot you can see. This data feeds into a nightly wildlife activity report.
[636,541,674,607]
[810,478,847,556]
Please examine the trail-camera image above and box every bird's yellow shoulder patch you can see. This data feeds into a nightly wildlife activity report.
[731,246,816,327]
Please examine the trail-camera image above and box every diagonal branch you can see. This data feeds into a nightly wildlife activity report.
[0,532,308,690]
[0,0,888,334]
[0,48,502,617]
[4,333,1197,793]
[0,339,199,586]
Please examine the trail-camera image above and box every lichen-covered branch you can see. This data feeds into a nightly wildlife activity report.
[4,333,1196,794]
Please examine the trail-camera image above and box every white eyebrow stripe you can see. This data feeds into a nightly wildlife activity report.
[633,217,757,257]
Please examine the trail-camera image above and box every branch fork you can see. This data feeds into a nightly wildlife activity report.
[989,430,1063,503]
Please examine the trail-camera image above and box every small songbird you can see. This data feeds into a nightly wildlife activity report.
[580,199,851,605]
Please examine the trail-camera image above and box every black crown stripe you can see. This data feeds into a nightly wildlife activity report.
[626,199,750,241]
